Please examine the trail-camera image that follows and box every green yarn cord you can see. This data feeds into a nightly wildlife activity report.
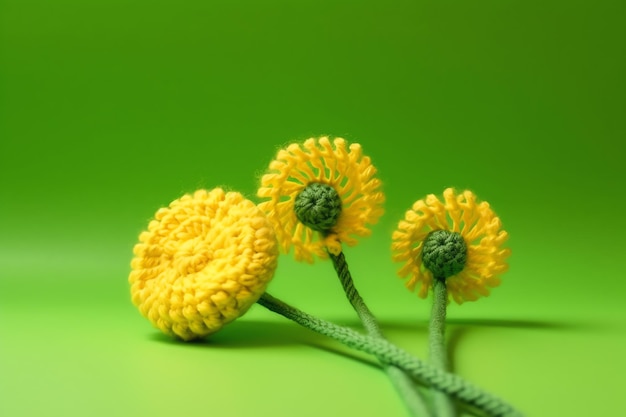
[329,251,432,417]
[294,182,342,232]
[430,279,456,417]
[257,293,523,417]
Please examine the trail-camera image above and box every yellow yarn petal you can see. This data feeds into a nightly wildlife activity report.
[129,188,279,341]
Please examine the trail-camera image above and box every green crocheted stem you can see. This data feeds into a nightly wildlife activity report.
[294,182,342,232]
[329,251,432,417]
[329,252,381,337]
[430,278,456,417]
[257,293,524,417]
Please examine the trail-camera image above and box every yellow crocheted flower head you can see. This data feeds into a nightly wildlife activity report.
[391,188,510,304]
[129,188,278,341]
[257,137,385,263]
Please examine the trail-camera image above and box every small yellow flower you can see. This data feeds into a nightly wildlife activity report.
[391,188,510,304]
[129,188,278,341]
[257,137,385,263]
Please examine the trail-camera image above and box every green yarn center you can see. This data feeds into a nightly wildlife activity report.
[294,182,342,232]
[422,230,467,280]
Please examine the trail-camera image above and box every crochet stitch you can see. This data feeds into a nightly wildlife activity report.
[294,182,343,232]
[422,230,468,280]
[129,188,278,341]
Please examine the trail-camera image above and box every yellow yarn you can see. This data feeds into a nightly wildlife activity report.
[391,188,511,304]
[129,188,278,341]
[257,137,385,263]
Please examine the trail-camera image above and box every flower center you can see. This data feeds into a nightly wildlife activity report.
[174,238,213,274]
[422,230,467,280]
[294,182,342,232]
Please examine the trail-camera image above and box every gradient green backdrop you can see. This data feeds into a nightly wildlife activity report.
[1,1,624,416]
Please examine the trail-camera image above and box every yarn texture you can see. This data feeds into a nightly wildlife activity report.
[129,188,278,341]
[257,137,384,262]
[429,279,457,417]
[294,182,342,232]
[422,230,467,280]
[392,188,510,304]
[330,252,432,417]
[258,292,524,417]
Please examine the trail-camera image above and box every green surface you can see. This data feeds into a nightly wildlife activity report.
[1,1,625,416]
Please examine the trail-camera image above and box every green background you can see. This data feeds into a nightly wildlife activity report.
[1,1,624,416]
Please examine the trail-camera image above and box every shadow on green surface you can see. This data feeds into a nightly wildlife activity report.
[146,315,605,380]
[147,318,386,376]
[148,319,325,348]
[148,316,593,348]
[369,317,595,332]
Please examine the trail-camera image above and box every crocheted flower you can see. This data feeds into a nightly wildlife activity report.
[129,188,278,341]
[391,188,510,304]
[257,137,385,263]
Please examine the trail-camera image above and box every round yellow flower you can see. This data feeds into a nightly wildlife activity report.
[391,188,510,304]
[257,137,385,263]
[129,188,278,341]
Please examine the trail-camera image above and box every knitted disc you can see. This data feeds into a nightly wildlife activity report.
[422,230,467,280]
[129,188,278,341]
[294,182,342,232]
